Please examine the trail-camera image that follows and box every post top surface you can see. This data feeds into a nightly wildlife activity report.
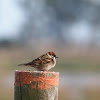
[15,70,59,74]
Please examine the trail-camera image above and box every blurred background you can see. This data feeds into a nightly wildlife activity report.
[0,0,100,100]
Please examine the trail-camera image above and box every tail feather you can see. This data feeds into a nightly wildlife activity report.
[18,63,30,66]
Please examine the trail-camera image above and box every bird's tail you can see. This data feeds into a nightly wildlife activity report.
[18,63,30,66]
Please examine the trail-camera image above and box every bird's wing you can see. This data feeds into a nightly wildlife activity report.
[32,54,52,65]
[18,53,52,67]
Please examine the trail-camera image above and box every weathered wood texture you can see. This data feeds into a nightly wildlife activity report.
[14,70,59,100]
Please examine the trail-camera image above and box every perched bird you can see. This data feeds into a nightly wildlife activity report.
[18,52,58,71]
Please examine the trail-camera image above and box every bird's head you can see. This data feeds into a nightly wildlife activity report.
[48,52,58,59]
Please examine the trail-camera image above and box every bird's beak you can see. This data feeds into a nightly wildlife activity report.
[56,57,58,59]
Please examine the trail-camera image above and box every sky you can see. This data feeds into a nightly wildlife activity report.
[69,20,91,43]
[0,0,24,39]
[0,0,91,42]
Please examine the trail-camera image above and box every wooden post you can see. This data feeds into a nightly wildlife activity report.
[14,70,59,100]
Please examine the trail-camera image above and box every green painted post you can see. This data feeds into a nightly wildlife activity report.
[14,70,59,100]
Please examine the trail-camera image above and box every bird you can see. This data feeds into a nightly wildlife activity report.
[18,52,58,71]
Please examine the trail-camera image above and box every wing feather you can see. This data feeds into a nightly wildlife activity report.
[25,53,52,67]
[33,54,52,65]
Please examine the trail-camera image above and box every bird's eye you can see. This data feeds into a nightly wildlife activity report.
[52,55,56,58]
[54,55,56,58]
[51,56,54,58]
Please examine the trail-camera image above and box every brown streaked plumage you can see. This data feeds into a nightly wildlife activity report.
[18,52,58,71]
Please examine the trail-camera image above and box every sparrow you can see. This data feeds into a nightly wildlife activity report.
[18,52,58,71]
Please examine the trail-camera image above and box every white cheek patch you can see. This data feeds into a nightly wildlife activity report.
[53,58,56,66]
[53,57,56,60]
